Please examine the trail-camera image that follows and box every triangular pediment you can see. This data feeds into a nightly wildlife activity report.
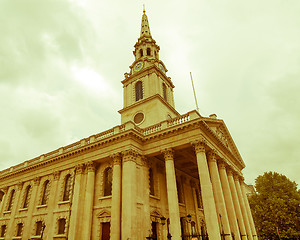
[97,209,111,218]
[203,117,245,168]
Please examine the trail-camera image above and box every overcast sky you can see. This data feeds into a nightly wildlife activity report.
[1,0,299,187]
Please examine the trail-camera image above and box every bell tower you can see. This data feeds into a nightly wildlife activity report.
[119,9,179,128]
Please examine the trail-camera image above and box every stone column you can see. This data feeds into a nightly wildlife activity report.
[6,182,24,239]
[122,149,138,240]
[218,162,241,240]
[240,181,258,240]
[141,156,151,238]
[22,177,40,240]
[68,164,84,240]
[192,141,221,240]
[0,187,8,216]
[46,171,61,239]
[82,162,96,240]
[227,169,247,240]
[162,148,182,240]
[207,152,232,240]
[111,153,122,240]
[234,176,253,240]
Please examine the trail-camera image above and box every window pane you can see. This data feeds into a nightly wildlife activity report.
[23,185,31,208]
[104,168,112,196]
[17,223,23,236]
[63,175,71,201]
[58,218,66,234]
[36,221,43,236]
[41,180,50,205]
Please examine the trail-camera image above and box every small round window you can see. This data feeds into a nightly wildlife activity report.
[134,112,145,124]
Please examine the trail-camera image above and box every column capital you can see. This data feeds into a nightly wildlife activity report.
[86,161,96,172]
[110,153,122,165]
[217,159,227,169]
[191,138,206,153]
[161,148,174,161]
[53,171,60,181]
[140,156,150,167]
[17,181,23,190]
[33,177,41,186]
[207,150,217,162]
[75,163,85,174]
[122,149,139,163]
[0,187,8,194]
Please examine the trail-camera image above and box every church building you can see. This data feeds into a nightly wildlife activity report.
[0,9,257,240]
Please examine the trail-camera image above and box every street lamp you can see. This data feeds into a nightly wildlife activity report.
[160,216,172,239]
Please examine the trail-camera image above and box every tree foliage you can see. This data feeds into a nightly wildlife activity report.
[249,172,300,240]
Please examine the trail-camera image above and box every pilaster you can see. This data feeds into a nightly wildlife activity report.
[68,164,84,240]
[82,161,96,240]
[110,153,122,240]
[22,177,41,240]
[47,171,61,239]
[121,149,138,240]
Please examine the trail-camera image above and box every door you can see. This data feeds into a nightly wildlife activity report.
[101,222,110,240]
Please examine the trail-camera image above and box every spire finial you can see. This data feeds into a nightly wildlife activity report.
[143,4,146,14]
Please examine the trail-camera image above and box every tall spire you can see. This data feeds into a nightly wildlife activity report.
[140,6,151,37]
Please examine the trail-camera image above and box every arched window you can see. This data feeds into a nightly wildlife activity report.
[41,180,50,205]
[58,218,66,234]
[7,189,15,211]
[0,225,6,237]
[140,49,143,57]
[16,223,23,236]
[195,188,203,209]
[147,48,151,56]
[104,168,112,196]
[162,83,167,101]
[23,185,31,209]
[135,81,143,101]
[149,168,155,196]
[176,180,184,204]
[63,174,71,201]
[35,221,43,236]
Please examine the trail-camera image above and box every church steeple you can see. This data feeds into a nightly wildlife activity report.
[119,9,179,128]
[140,8,151,37]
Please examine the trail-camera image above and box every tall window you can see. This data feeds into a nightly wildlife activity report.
[35,221,43,236]
[58,218,66,234]
[23,185,31,208]
[135,81,143,101]
[41,180,50,205]
[140,49,143,57]
[151,222,157,240]
[7,189,15,211]
[16,223,23,236]
[162,83,167,101]
[147,48,151,56]
[195,188,203,209]
[104,168,112,196]
[149,168,155,196]
[176,180,184,204]
[63,174,71,201]
[0,225,6,237]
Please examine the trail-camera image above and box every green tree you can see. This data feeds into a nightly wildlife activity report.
[249,172,300,240]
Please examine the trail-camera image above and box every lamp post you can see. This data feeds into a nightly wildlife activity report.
[159,216,172,239]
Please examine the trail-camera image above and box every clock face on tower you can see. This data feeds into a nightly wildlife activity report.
[133,61,144,73]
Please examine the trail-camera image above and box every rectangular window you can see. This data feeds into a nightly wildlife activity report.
[16,223,23,236]
[36,221,43,236]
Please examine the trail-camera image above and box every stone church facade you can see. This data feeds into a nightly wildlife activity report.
[0,10,257,240]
